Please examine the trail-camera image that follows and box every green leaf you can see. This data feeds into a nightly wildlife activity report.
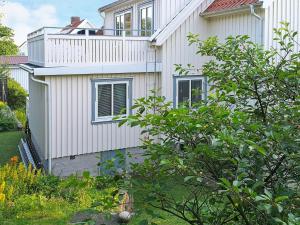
[139,219,149,225]
[275,196,289,203]
[184,176,195,183]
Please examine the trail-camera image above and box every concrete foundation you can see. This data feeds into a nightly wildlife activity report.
[51,147,144,177]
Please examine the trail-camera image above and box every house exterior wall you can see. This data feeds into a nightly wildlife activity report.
[264,0,300,51]
[102,0,192,33]
[46,72,160,159]
[28,76,46,161]
[10,67,29,92]
[160,0,263,101]
[207,9,264,44]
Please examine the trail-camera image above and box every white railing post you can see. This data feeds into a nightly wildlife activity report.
[86,28,90,63]
[122,30,126,62]
[43,28,48,67]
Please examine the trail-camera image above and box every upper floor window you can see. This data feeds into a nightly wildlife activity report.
[92,79,133,123]
[115,9,132,36]
[140,3,153,36]
[174,76,206,108]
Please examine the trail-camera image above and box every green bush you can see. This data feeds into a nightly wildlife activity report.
[0,101,18,131]
[0,163,120,223]
[7,78,27,110]
[14,109,26,128]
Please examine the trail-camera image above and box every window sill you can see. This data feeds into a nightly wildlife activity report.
[91,116,127,125]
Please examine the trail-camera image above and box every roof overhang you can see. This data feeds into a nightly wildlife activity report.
[200,2,263,18]
[20,63,162,76]
[98,0,135,13]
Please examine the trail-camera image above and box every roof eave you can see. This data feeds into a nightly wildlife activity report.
[200,2,263,18]
[98,0,130,13]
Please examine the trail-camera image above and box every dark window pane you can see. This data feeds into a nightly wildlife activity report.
[113,83,127,115]
[191,80,202,104]
[98,84,112,117]
[178,80,190,106]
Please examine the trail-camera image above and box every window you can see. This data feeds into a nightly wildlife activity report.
[115,9,132,36]
[93,79,132,122]
[175,77,206,107]
[140,3,153,36]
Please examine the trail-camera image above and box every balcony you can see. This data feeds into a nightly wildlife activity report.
[27,27,159,68]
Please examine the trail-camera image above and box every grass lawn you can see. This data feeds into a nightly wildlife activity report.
[0,131,23,165]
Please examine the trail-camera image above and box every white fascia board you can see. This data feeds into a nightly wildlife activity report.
[153,0,206,46]
[32,63,162,76]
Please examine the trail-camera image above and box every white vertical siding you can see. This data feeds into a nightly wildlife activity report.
[47,73,160,159]
[264,0,300,52]
[28,77,46,160]
[103,0,192,33]
[207,10,264,44]
[160,1,263,102]
[10,67,29,92]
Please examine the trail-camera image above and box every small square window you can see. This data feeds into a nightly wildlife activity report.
[175,76,206,107]
[93,79,132,122]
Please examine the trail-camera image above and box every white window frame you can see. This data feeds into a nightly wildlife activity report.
[115,9,132,36]
[175,77,205,108]
[95,80,130,122]
[139,2,153,36]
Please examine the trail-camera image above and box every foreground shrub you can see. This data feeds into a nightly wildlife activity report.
[0,161,120,222]
[119,23,300,224]
[0,101,18,131]
[7,78,27,110]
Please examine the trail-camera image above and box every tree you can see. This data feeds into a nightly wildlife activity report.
[119,23,300,225]
[0,65,8,101]
[0,24,18,55]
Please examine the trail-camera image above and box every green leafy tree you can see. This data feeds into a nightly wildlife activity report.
[120,23,300,225]
[0,22,18,55]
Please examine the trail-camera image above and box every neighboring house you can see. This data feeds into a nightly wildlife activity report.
[60,17,96,35]
[20,0,300,176]
[19,41,28,56]
[0,56,29,92]
[18,41,28,56]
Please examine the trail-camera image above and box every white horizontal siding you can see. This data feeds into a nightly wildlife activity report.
[264,0,300,52]
[10,67,29,92]
[47,72,160,159]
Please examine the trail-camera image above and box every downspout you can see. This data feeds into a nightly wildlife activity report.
[30,75,52,174]
[250,4,263,45]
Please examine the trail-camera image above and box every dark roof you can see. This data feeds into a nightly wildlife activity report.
[205,0,259,13]
[0,56,28,65]
[98,0,131,12]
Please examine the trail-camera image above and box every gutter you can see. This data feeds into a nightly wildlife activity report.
[30,75,52,174]
[250,4,264,45]
[201,2,263,18]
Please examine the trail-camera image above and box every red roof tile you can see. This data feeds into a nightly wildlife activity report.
[205,0,259,13]
[61,19,84,34]
[0,56,28,65]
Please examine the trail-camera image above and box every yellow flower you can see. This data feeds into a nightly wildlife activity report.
[0,182,5,193]
[0,193,5,203]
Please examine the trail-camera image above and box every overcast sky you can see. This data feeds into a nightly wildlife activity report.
[1,0,116,45]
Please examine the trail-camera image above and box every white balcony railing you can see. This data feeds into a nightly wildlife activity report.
[27,27,157,67]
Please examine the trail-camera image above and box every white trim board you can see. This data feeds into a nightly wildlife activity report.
[150,0,208,46]
[20,63,162,76]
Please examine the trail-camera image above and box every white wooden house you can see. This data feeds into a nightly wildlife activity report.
[0,56,29,92]
[20,0,300,176]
